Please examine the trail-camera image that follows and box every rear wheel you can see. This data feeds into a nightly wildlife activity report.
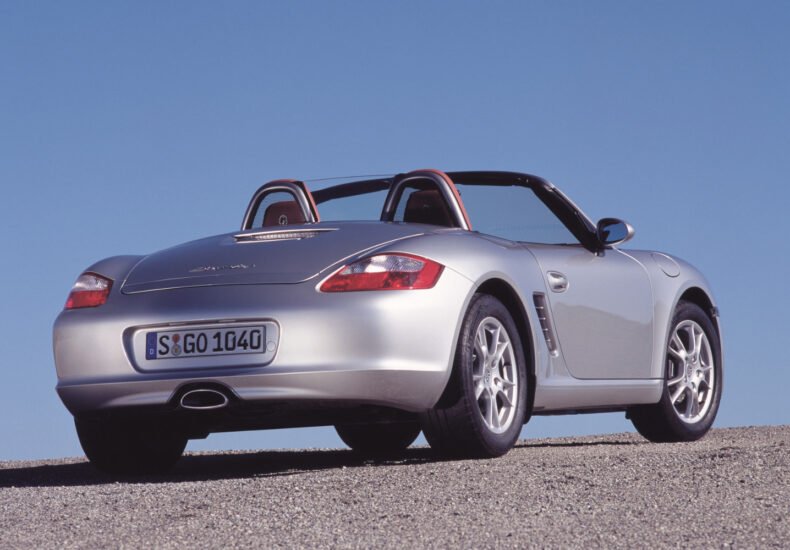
[335,421,422,457]
[75,416,187,475]
[629,301,722,442]
[422,294,527,458]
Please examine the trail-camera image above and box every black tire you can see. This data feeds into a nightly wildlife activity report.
[421,294,527,458]
[75,416,188,475]
[629,301,723,442]
[335,421,422,457]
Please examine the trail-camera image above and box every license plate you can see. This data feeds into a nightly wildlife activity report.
[145,326,266,360]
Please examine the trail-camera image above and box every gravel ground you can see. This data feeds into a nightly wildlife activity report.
[0,425,787,549]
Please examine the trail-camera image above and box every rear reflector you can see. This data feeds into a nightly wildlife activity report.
[65,273,113,309]
[320,254,443,292]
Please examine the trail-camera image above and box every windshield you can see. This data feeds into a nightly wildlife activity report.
[454,183,578,244]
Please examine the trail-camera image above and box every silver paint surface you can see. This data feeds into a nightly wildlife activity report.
[53,179,721,423]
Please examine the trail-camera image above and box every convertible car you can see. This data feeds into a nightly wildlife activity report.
[53,170,723,474]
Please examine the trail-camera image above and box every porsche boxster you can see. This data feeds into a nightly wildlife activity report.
[53,170,723,474]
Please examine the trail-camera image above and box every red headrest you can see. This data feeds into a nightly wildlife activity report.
[262,201,306,227]
[403,189,455,227]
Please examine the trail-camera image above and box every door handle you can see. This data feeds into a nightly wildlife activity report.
[547,271,569,293]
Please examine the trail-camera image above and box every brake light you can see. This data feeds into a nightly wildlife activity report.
[65,273,113,309]
[320,254,444,292]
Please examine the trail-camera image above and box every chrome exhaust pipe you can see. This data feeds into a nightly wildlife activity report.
[180,388,229,410]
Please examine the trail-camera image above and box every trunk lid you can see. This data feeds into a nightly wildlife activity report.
[121,222,426,294]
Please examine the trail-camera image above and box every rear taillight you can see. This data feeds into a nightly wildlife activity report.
[65,273,113,309]
[320,253,444,292]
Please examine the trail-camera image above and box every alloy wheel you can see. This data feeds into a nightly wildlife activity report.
[666,319,715,424]
[472,317,518,434]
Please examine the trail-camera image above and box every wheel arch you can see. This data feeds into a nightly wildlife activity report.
[673,286,724,382]
[677,286,720,337]
[474,278,536,423]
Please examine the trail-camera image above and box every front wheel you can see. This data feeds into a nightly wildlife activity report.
[421,294,527,458]
[629,301,723,442]
[75,416,188,475]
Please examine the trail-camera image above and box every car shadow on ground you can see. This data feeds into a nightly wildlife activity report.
[0,437,641,488]
[516,439,643,449]
[0,447,435,488]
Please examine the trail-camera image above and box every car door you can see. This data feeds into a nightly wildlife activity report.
[528,244,654,379]
[442,171,655,380]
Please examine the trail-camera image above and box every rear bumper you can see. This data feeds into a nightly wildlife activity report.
[56,366,446,415]
[54,269,472,417]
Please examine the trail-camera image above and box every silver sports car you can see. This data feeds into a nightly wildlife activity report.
[53,170,723,474]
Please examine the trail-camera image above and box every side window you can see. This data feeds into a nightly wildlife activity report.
[250,191,306,227]
[455,184,579,244]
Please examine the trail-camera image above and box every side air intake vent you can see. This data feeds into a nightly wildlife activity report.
[533,293,559,356]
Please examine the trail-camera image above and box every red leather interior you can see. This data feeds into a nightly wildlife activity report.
[408,169,472,230]
[263,201,306,227]
[403,189,456,227]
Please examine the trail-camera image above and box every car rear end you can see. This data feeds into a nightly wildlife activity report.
[53,222,473,434]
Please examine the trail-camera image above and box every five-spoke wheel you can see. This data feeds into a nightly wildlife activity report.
[666,319,716,424]
[630,301,722,442]
[422,294,527,458]
[472,317,519,434]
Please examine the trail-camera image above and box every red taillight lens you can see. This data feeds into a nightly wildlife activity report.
[320,254,444,292]
[65,273,113,309]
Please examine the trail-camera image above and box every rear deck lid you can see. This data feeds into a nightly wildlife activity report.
[121,222,426,294]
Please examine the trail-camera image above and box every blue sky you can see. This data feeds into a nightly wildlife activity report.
[1,1,788,460]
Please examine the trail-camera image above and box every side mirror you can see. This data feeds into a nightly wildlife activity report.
[596,218,634,247]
